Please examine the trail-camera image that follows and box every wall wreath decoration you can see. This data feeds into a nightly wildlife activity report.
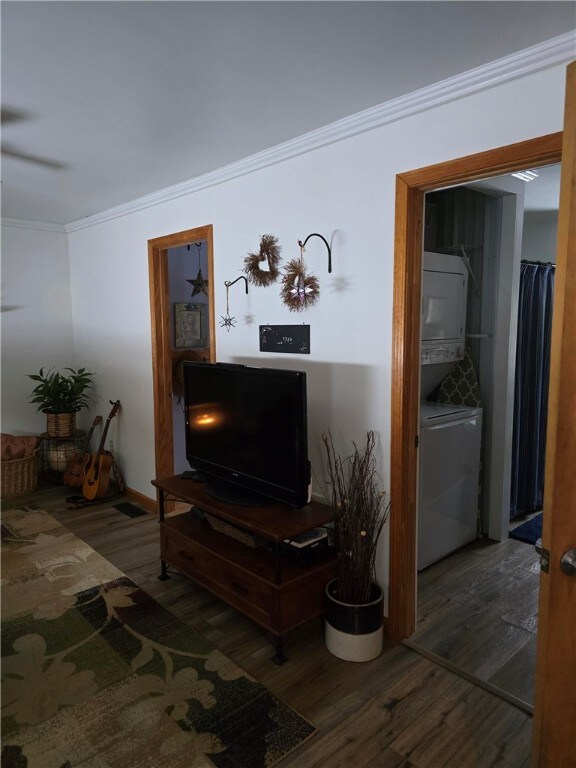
[280,243,320,312]
[244,234,282,287]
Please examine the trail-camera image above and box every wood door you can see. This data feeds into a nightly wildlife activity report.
[148,226,216,482]
[531,60,576,768]
[390,63,574,765]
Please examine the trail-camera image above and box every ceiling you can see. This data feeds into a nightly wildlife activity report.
[1,2,575,226]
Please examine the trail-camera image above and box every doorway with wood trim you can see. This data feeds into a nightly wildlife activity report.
[390,58,575,766]
[148,226,216,483]
[404,164,560,714]
[388,132,562,644]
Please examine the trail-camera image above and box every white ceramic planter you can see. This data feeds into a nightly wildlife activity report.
[324,579,384,662]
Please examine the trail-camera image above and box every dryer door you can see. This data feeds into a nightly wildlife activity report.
[421,268,467,343]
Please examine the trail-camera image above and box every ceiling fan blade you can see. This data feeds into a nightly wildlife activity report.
[1,144,67,170]
[1,108,29,125]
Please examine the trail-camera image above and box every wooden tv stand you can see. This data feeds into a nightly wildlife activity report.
[152,475,336,663]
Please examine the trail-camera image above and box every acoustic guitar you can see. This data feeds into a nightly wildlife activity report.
[63,415,103,487]
[82,400,120,501]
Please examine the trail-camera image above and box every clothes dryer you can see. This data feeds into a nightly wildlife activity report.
[418,402,483,570]
[421,251,468,365]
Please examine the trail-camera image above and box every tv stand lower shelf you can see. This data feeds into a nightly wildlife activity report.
[152,475,336,663]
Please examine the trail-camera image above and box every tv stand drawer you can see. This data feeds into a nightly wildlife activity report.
[161,527,276,627]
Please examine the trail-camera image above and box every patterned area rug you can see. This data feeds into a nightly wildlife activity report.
[1,506,315,768]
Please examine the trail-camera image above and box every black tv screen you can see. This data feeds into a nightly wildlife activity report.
[183,362,310,508]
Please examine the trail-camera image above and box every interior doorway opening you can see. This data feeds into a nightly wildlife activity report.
[389,132,563,644]
[408,163,560,711]
[148,225,216,483]
[421,165,559,545]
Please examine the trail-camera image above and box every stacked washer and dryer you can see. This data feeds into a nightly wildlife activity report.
[418,252,483,570]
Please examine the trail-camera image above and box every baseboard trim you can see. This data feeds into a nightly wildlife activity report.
[124,486,156,514]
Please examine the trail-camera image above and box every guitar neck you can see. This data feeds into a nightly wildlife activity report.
[93,402,120,459]
[84,424,98,451]
[94,422,111,459]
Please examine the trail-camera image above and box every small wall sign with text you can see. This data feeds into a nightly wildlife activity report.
[259,325,310,354]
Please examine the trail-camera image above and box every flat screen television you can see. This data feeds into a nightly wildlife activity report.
[183,361,310,508]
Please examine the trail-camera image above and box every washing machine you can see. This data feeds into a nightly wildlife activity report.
[418,402,483,570]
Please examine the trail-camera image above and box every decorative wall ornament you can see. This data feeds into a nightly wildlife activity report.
[186,242,209,297]
[244,234,282,287]
[297,233,332,273]
[220,276,248,332]
[280,242,320,312]
[174,302,208,348]
[259,324,311,354]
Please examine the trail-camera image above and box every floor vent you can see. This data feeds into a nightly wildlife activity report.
[113,502,147,518]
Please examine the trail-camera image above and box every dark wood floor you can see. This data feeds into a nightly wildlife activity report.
[409,533,539,713]
[6,485,534,767]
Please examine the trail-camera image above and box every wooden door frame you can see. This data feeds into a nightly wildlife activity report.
[389,132,563,643]
[148,225,216,482]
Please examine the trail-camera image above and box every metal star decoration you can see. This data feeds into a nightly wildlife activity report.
[220,313,236,332]
[187,270,209,297]
[220,279,237,331]
[186,243,209,297]
[219,276,247,332]
[290,278,317,303]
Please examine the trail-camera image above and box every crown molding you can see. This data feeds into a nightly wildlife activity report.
[65,31,575,234]
[1,217,67,233]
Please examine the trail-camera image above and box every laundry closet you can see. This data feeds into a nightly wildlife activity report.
[417,182,528,567]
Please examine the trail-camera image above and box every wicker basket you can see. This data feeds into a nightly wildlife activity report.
[46,412,76,438]
[204,513,263,548]
[1,449,40,499]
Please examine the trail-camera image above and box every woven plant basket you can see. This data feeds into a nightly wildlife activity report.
[1,449,40,499]
[46,412,76,438]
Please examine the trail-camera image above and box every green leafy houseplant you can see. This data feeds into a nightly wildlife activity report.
[322,430,390,605]
[27,367,95,413]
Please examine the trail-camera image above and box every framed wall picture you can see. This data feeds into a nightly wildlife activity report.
[174,302,208,348]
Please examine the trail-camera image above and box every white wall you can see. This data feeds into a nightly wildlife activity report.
[522,210,559,262]
[1,223,73,434]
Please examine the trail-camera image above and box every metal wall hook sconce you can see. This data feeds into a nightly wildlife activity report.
[297,233,332,273]
[220,276,249,332]
[224,276,249,293]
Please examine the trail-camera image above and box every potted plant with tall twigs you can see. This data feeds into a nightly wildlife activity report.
[27,367,95,437]
[322,430,390,661]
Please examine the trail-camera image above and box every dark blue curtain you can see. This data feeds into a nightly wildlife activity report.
[510,262,555,519]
